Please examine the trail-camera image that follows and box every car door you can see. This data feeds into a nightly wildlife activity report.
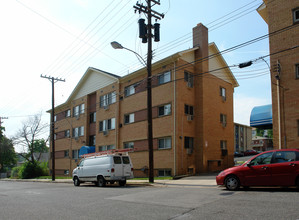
[243,152,273,186]
[269,151,299,186]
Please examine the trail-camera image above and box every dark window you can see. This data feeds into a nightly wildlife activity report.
[158,104,171,116]
[90,112,96,123]
[273,151,297,163]
[296,64,299,79]
[249,152,273,166]
[184,137,194,149]
[122,156,130,164]
[184,71,194,88]
[124,142,134,149]
[220,140,227,149]
[64,130,70,138]
[64,150,69,158]
[293,8,299,23]
[89,135,95,146]
[113,156,122,164]
[220,114,227,127]
[185,104,194,115]
[220,87,226,101]
[158,71,171,85]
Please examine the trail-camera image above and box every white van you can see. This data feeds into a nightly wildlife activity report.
[72,152,134,187]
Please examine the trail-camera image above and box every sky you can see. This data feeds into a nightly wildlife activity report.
[0,0,271,151]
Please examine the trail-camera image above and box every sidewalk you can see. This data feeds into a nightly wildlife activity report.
[0,174,217,187]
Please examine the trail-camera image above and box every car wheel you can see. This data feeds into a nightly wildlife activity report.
[119,180,126,186]
[225,175,240,191]
[74,177,80,186]
[97,176,106,187]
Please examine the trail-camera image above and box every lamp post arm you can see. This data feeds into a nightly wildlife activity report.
[123,47,147,66]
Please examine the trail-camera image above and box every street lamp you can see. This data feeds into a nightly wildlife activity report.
[111,41,154,183]
[111,41,146,66]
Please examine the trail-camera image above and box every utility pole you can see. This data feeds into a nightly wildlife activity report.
[134,0,164,183]
[40,75,65,181]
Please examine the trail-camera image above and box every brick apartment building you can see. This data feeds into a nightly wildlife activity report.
[50,23,238,177]
[257,0,299,148]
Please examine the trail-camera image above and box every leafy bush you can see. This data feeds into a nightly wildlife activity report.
[18,161,48,179]
[11,166,21,178]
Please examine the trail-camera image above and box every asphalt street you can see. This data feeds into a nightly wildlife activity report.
[0,179,298,220]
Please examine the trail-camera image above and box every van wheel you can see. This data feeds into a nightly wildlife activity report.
[74,177,80,186]
[97,176,106,187]
[119,180,126,186]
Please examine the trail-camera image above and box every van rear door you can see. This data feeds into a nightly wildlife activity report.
[122,156,132,177]
[113,156,123,177]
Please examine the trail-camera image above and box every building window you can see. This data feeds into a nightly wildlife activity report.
[124,113,135,124]
[73,126,84,138]
[220,140,227,149]
[124,142,134,149]
[64,170,69,175]
[158,104,171,116]
[220,114,227,127]
[100,91,116,108]
[293,8,299,23]
[72,149,79,159]
[296,64,299,79]
[220,87,226,101]
[184,137,194,149]
[158,137,172,149]
[158,169,171,177]
[184,71,194,88]
[158,71,171,85]
[99,118,115,132]
[64,150,69,158]
[89,135,95,146]
[297,120,299,137]
[125,83,137,97]
[99,145,116,152]
[65,109,71,118]
[65,130,70,138]
[73,104,85,117]
[184,104,194,116]
[90,112,96,123]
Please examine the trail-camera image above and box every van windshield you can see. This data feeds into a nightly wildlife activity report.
[122,156,130,164]
[113,156,122,164]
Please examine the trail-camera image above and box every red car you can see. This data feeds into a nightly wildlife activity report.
[243,150,259,156]
[216,149,299,190]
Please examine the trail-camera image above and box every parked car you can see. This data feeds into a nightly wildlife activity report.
[216,149,299,190]
[234,152,244,157]
[72,151,134,187]
[243,150,259,156]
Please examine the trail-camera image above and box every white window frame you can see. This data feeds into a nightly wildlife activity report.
[158,137,172,149]
[99,118,115,132]
[124,113,135,124]
[100,92,116,108]
[158,71,171,85]
[220,87,226,100]
[125,84,136,97]
[158,104,171,116]
[124,142,134,149]
[99,145,116,152]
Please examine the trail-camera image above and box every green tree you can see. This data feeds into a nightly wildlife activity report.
[0,127,17,172]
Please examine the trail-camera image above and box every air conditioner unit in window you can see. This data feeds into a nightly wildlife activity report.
[187,81,193,88]
[104,105,109,110]
[103,130,109,136]
[187,115,193,121]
